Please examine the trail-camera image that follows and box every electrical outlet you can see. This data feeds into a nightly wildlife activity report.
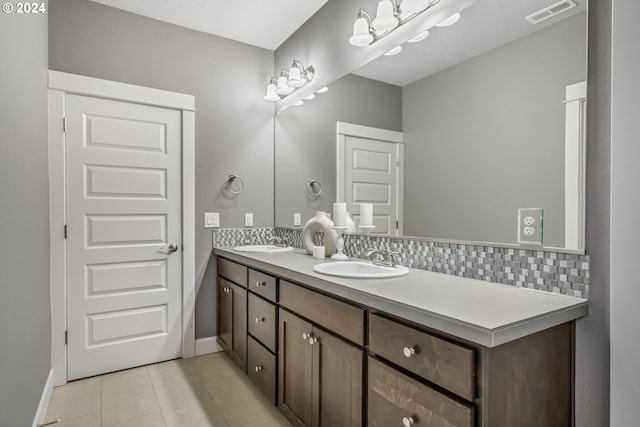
[204,212,219,228]
[294,213,301,226]
[517,208,543,245]
[245,213,254,227]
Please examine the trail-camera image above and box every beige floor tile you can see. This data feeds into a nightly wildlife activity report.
[45,377,101,422]
[191,353,244,384]
[107,412,166,427]
[101,367,162,426]
[207,380,274,427]
[241,415,291,427]
[160,396,230,427]
[48,412,102,427]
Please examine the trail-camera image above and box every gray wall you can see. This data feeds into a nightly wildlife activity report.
[49,0,274,337]
[0,2,51,426]
[577,0,611,425]
[610,0,639,424]
[275,74,402,227]
[402,13,586,247]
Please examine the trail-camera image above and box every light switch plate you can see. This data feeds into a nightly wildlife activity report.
[204,212,219,228]
[294,213,301,226]
[517,208,543,245]
[245,213,254,227]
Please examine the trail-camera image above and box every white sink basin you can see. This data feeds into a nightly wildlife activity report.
[313,261,409,279]
[233,245,293,253]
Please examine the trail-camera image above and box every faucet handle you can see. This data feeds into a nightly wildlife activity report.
[386,251,400,266]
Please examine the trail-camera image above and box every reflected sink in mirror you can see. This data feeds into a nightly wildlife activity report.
[233,245,294,253]
[313,261,409,279]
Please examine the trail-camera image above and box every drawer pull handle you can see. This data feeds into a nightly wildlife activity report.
[255,317,265,323]
[403,346,416,358]
[402,416,415,427]
[255,365,263,372]
[302,332,309,340]
[255,281,265,288]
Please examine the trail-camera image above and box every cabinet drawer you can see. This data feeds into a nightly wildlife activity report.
[280,280,364,346]
[249,269,277,302]
[248,293,277,352]
[369,314,475,401]
[248,336,277,405]
[368,357,473,427]
[217,257,247,287]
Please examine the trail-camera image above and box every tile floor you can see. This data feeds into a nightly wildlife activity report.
[44,352,291,427]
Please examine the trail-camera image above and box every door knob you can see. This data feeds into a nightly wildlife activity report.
[164,243,179,253]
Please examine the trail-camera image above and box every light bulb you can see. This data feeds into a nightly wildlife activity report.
[436,12,460,27]
[276,73,293,95]
[372,0,398,32]
[349,16,374,46]
[264,80,280,102]
[288,63,303,88]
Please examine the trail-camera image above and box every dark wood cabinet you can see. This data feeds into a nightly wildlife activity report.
[279,308,364,427]
[248,336,277,405]
[217,277,247,371]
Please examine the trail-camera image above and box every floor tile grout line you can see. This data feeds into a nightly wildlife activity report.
[145,366,169,427]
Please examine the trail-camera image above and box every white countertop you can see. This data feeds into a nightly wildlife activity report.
[213,247,589,347]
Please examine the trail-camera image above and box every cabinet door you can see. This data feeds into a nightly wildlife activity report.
[230,282,247,371]
[279,309,314,427]
[217,277,232,353]
[312,326,363,427]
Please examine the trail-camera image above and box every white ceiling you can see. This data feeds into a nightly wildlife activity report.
[88,0,585,86]
[87,0,328,50]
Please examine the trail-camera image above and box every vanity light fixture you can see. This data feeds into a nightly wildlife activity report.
[349,0,463,48]
[317,86,329,93]
[264,60,315,102]
[304,93,316,100]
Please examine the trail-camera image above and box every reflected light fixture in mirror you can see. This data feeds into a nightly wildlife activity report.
[264,60,315,102]
[408,29,429,42]
[349,0,440,47]
[436,12,461,27]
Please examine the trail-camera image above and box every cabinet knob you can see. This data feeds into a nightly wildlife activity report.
[255,365,263,372]
[309,337,318,345]
[302,332,309,340]
[402,416,415,427]
[255,317,265,324]
[403,346,416,358]
[255,281,265,288]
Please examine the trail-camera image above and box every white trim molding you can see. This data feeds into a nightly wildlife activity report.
[195,336,224,356]
[32,369,54,427]
[48,70,196,385]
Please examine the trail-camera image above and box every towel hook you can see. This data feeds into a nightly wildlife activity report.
[307,178,322,198]
[226,174,245,195]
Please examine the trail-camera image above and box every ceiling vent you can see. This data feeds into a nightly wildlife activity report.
[525,0,578,24]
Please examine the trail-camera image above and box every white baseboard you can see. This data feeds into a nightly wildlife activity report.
[32,368,54,427]
[195,336,223,356]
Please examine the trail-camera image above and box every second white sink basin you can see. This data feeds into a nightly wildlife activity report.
[233,245,293,253]
[313,261,409,279]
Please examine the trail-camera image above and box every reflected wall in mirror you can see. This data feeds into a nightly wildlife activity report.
[275,3,587,250]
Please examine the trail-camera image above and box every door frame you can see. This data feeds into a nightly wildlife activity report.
[336,121,404,235]
[47,70,196,386]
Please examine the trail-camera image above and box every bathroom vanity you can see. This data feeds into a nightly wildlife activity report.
[214,247,588,427]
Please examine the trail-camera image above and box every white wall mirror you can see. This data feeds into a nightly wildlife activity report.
[274,0,588,251]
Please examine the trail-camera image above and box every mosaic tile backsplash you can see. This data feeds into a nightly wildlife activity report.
[214,228,590,299]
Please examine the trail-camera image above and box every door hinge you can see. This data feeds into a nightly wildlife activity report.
[396,220,399,229]
[64,330,68,345]
[64,224,67,239]
[63,118,67,133]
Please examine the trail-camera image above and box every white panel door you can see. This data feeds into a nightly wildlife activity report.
[338,123,403,235]
[66,94,182,380]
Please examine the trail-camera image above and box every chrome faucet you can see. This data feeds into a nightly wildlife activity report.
[366,249,400,267]
[268,236,288,247]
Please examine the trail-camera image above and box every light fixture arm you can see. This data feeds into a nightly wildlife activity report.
[357,9,373,26]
